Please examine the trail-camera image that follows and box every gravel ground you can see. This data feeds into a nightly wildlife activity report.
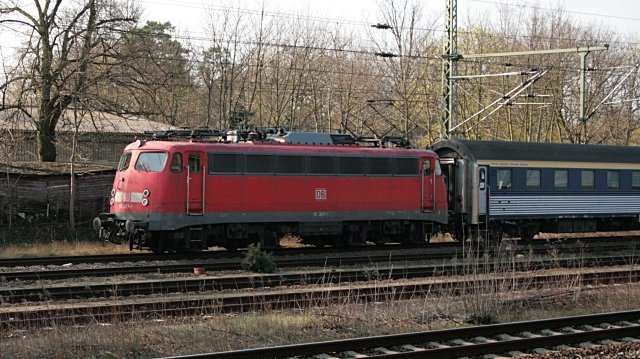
[526,341,640,358]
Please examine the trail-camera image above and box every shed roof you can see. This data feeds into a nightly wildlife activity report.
[0,162,116,176]
[0,108,178,134]
[431,139,640,164]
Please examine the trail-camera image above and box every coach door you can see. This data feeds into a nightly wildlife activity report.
[186,152,205,215]
[421,158,435,211]
[478,166,488,217]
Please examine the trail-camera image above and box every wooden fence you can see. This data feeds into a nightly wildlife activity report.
[0,163,116,225]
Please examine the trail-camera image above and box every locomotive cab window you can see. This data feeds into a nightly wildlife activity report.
[496,169,512,190]
[554,170,568,190]
[633,171,640,189]
[581,170,594,190]
[526,169,541,190]
[118,152,132,172]
[188,153,200,173]
[135,152,168,172]
[607,171,620,190]
[422,159,432,176]
[170,153,182,173]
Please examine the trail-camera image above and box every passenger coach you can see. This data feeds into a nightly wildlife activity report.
[95,139,448,252]
[431,139,640,241]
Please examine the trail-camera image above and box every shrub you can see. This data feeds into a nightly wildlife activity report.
[242,243,276,273]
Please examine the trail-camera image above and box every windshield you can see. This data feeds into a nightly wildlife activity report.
[135,152,168,172]
[118,152,132,172]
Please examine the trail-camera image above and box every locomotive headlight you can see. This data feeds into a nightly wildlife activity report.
[109,197,115,206]
[141,198,149,206]
[110,189,116,197]
[142,189,150,197]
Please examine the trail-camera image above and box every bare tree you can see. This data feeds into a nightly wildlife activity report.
[0,0,139,161]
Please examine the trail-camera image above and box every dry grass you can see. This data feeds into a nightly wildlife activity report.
[279,234,313,248]
[2,283,640,358]
[2,236,638,357]
[0,240,133,258]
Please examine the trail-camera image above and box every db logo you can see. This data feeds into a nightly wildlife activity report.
[315,188,327,201]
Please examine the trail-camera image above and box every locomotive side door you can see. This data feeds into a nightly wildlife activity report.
[186,151,205,215]
[421,158,435,211]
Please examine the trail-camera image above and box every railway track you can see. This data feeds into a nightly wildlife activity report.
[2,266,639,330]
[158,310,640,359]
[0,244,444,267]
[1,240,636,282]
[0,236,634,268]
[1,255,639,303]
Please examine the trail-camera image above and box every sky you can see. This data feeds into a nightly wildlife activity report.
[0,0,638,70]
[138,0,640,39]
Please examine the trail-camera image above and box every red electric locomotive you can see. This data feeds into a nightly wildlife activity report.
[93,138,448,252]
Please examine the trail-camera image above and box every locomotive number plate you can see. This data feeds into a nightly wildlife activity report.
[315,188,327,201]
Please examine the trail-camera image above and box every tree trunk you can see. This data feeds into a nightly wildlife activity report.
[37,122,57,162]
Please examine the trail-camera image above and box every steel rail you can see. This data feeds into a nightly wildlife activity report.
[159,310,640,359]
[1,241,636,282]
[2,255,639,303]
[0,237,634,268]
[0,244,450,267]
[2,267,640,330]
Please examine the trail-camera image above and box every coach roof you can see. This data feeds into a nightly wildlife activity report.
[431,139,640,164]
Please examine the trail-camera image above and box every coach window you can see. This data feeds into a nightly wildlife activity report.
[526,169,541,190]
[607,171,620,190]
[554,170,568,190]
[581,170,594,190]
[135,152,168,172]
[337,156,364,175]
[496,169,512,190]
[170,153,182,173]
[246,154,275,174]
[308,156,335,175]
[633,171,640,189]
[188,153,200,173]
[277,155,305,174]
[118,152,132,171]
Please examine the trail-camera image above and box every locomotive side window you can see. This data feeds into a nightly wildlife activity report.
[554,170,568,190]
[308,156,335,175]
[581,170,594,190]
[496,169,512,190]
[246,154,275,174]
[607,171,620,190]
[526,169,540,190]
[118,152,132,171]
[337,156,364,175]
[188,154,200,173]
[170,153,182,173]
[209,153,241,173]
[393,157,419,176]
[633,171,640,189]
[135,152,168,172]
[366,157,392,176]
[277,155,305,174]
